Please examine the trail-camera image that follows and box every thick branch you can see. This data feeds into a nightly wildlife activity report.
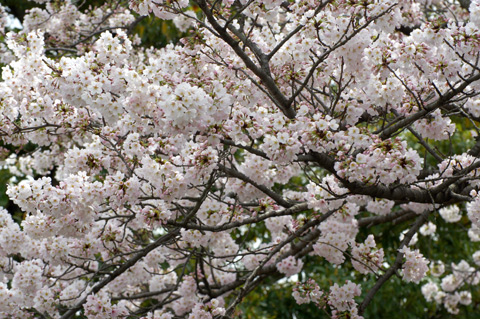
[195,0,296,118]
[218,164,293,207]
[60,229,180,319]
[167,203,309,232]
[358,210,418,228]
[379,72,480,140]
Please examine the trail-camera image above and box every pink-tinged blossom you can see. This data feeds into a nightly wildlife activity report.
[83,291,128,319]
[430,261,445,277]
[439,154,478,175]
[366,198,395,216]
[458,291,472,306]
[0,282,17,314]
[313,230,351,265]
[292,279,324,306]
[413,109,456,140]
[399,247,429,283]
[140,311,173,319]
[335,138,423,186]
[187,299,226,319]
[149,271,177,299]
[266,215,293,240]
[171,276,199,315]
[419,222,437,237]
[444,293,461,315]
[33,286,58,316]
[441,274,463,293]
[173,10,197,32]
[180,228,211,248]
[421,282,439,302]
[328,280,362,318]
[0,208,27,255]
[11,259,45,308]
[276,256,303,277]
[351,235,384,274]
[305,176,348,212]
[452,260,479,285]
[2,0,480,318]
[312,203,359,265]
[469,224,480,242]
[467,191,480,227]
[439,205,462,223]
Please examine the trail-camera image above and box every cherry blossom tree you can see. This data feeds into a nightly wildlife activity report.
[1,0,480,318]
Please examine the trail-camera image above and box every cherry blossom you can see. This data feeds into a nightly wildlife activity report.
[399,247,429,283]
[2,0,480,318]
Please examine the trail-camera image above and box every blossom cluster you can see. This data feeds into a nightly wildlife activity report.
[399,246,429,284]
[351,235,384,274]
[292,279,324,306]
[2,0,480,318]
[335,138,423,186]
[328,281,363,319]
[421,260,478,314]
